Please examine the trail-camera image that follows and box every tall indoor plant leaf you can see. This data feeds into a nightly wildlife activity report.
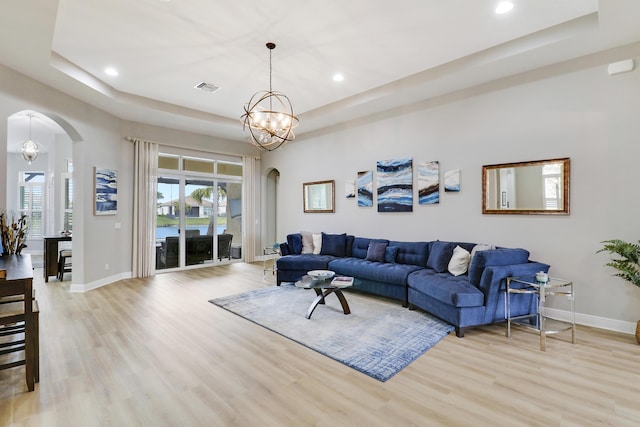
[598,239,640,288]
[598,239,640,344]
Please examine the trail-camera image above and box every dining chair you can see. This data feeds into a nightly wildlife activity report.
[57,249,72,280]
[0,287,40,388]
[217,233,233,261]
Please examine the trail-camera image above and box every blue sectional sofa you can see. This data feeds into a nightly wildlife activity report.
[277,232,549,337]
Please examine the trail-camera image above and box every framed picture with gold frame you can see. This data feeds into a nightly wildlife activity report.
[303,180,335,213]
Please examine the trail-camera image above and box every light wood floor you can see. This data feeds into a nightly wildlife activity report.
[1,263,639,427]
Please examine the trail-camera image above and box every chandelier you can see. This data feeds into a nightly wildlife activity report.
[241,42,299,151]
[21,114,39,165]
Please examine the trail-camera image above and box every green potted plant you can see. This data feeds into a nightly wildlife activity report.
[598,239,640,344]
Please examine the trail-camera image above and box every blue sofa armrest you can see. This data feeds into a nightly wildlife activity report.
[478,261,550,324]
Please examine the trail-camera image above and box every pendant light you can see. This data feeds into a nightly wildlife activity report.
[241,42,299,151]
[21,114,39,164]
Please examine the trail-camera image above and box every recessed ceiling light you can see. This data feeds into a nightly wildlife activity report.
[495,1,514,14]
[333,73,345,82]
[104,67,119,76]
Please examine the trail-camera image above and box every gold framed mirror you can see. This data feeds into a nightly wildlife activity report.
[303,180,335,213]
[482,158,570,215]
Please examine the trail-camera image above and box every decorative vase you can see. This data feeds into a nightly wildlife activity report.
[636,320,640,344]
[0,211,28,255]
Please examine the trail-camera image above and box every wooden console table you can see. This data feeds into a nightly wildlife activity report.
[43,235,72,282]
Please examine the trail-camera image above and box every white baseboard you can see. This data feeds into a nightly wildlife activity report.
[69,271,133,293]
[543,307,637,335]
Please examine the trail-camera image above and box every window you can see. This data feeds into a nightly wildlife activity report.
[155,151,243,271]
[542,164,562,210]
[184,157,214,173]
[62,173,73,231]
[217,162,243,177]
[158,154,179,170]
[19,172,45,238]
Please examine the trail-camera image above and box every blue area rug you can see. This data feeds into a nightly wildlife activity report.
[209,284,454,381]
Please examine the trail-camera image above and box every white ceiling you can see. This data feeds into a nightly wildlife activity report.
[2,0,640,152]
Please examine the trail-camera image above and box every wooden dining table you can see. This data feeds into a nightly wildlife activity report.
[0,254,36,391]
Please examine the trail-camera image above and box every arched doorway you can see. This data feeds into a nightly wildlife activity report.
[6,110,78,266]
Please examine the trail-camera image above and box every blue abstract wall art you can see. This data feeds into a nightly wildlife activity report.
[357,171,373,207]
[95,167,118,215]
[377,158,413,212]
[418,161,440,205]
[345,180,356,198]
[444,168,460,192]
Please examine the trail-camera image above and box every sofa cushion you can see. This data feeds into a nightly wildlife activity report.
[468,248,530,286]
[286,233,303,255]
[345,235,355,258]
[329,257,423,286]
[407,269,484,308]
[277,254,335,272]
[448,245,471,276]
[389,241,429,267]
[427,241,455,273]
[453,241,478,254]
[470,243,495,263]
[312,233,322,254]
[366,241,388,262]
[385,246,399,263]
[352,237,389,259]
[320,232,347,257]
[301,231,315,254]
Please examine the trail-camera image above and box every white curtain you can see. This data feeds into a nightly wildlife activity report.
[243,156,258,263]
[131,138,158,277]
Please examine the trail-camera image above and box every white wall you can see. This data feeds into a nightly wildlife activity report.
[0,63,259,289]
[2,42,638,330]
[262,56,640,329]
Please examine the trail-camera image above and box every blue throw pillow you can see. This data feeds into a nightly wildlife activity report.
[320,232,347,257]
[287,233,303,255]
[279,242,290,256]
[366,241,388,262]
[345,235,355,257]
[385,246,399,263]
[426,241,455,273]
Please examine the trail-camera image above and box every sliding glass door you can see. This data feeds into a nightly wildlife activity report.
[184,178,214,266]
[155,153,243,271]
[156,177,180,269]
[220,181,242,261]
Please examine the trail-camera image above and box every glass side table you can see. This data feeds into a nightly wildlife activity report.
[263,245,280,280]
[506,276,576,351]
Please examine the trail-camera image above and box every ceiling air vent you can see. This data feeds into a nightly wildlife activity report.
[194,82,221,93]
